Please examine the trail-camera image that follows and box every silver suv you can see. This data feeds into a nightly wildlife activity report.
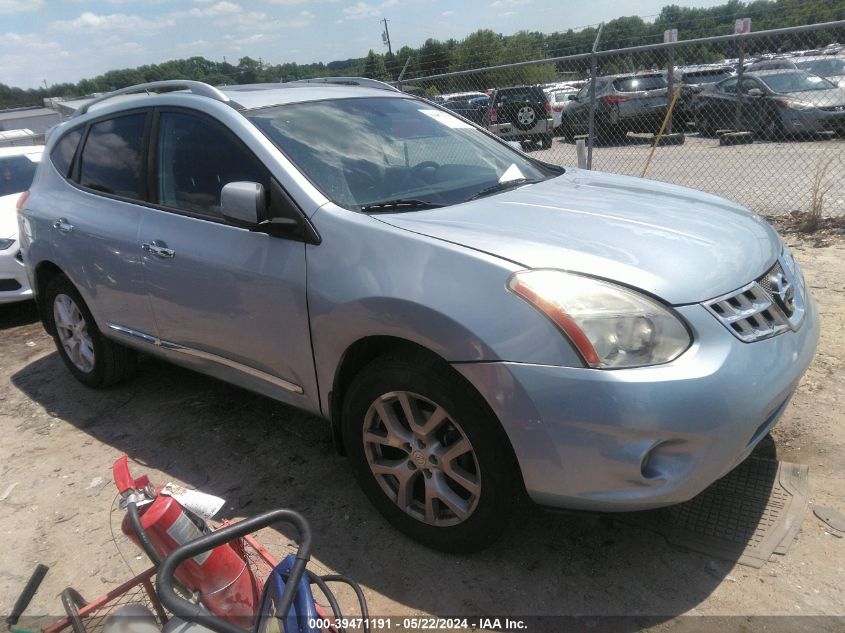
[19,79,818,552]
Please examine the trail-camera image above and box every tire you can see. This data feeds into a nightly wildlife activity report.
[541,134,553,149]
[512,102,540,131]
[696,114,714,137]
[45,274,137,388]
[763,114,785,142]
[342,351,521,553]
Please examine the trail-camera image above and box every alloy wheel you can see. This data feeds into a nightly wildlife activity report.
[53,293,95,373]
[362,391,481,526]
[517,106,536,126]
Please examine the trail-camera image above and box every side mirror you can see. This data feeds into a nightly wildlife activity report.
[221,181,265,225]
[567,94,576,101]
[747,88,764,97]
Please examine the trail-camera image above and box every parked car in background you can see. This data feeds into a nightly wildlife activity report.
[693,69,845,138]
[1,145,40,304]
[671,66,735,126]
[792,55,845,87]
[544,87,578,135]
[745,58,798,72]
[485,85,554,148]
[562,72,670,141]
[432,91,487,104]
[442,95,490,125]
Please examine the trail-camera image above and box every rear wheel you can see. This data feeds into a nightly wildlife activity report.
[342,352,521,552]
[45,274,136,388]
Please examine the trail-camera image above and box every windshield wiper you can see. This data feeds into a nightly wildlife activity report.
[360,198,445,212]
[467,178,542,201]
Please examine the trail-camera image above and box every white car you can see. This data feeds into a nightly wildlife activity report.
[0,146,41,304]
[544,88,578,132]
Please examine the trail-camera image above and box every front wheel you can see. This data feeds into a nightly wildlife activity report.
[45,274,136,388]
[342,352,521,552]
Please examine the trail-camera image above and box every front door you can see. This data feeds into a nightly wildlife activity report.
[139,109,316,410]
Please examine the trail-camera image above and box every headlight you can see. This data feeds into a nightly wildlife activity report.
[0,238,15,250]
[778,99,814,111]
[508,269,691,369]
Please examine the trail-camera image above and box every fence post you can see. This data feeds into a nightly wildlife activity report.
[587,22,604,170]
[735,38,745,131]
[576,138,587,169]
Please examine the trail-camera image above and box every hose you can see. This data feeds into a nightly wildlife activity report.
[126,500,161,567]
[306,570,344,633]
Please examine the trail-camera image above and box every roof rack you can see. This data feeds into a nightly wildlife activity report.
[73,80,238,117]
[285,77,400,92]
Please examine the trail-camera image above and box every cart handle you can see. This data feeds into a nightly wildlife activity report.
[156,509,312,633]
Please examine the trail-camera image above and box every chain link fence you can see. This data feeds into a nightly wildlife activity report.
[398,20,845,219]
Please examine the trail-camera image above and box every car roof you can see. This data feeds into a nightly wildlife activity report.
[744,69,808,76]
[219,84,408,110]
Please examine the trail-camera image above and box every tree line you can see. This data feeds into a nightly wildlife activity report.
[1,0,842,109]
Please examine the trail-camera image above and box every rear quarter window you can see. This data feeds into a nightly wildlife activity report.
[78,113,147,201]
[50,128,83,178]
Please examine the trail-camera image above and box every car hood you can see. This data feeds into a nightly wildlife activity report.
[376,169,781,305]
[0,194,21,239]
[783,87,845,106]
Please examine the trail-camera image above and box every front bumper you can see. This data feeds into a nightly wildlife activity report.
[781,107,845,133]
[489,119,553,140]
[0,245,33,304]
[453,290,819,511]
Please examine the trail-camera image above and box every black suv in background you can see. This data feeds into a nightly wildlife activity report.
[561,73,669,141]
[485,85,554,148]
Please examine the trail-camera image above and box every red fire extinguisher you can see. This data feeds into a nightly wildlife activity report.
[113,456,262,624]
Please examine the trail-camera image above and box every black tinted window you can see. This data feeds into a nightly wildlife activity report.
[496,88,544,104]
[613,76,668,92]
[50,129,82,177]
[0,155,38,197]
[157,112,268,216]
[683,70,733,85]
[79,114,147,200]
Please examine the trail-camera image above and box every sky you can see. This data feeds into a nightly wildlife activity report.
[1,0,735,89]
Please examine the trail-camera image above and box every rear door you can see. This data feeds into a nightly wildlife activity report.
[138,108,316,409]
[45,112,159,337]
[611,75,668,120]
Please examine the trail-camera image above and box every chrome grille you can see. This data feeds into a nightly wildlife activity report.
[704,252,806,343]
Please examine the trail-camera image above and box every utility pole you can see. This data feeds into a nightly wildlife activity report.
[381,17,393,55]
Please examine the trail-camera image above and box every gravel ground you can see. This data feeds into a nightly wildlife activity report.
[531,133,845,218]
[0,233,843,632]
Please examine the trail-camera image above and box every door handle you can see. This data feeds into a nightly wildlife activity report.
[141,241,175,259]
[52,218,74,234]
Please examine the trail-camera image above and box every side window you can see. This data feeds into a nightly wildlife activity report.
[719,78,739,94]
[576,85,590,101]
[740,78,763,94]
[79,113,147,200]
[156,111,269,217]
[50,128,83,178]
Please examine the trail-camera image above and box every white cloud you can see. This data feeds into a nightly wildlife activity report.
[341,0,395,20]
[441,10,454,16]
[226,8,314,31]
[0,0,43,13]
[50,12,176,33]
[266,0,308,4]
[199,1,241,16]
[491,0,531,5]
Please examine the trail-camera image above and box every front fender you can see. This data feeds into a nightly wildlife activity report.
[307,204,582,415]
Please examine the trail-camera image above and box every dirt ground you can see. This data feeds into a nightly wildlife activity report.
[1,229,843,632]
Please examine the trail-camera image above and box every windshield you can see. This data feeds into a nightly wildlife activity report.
[794,58,845,77]
[0,154,39,197]
[246,97,555,211]
[759,71,836,93]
